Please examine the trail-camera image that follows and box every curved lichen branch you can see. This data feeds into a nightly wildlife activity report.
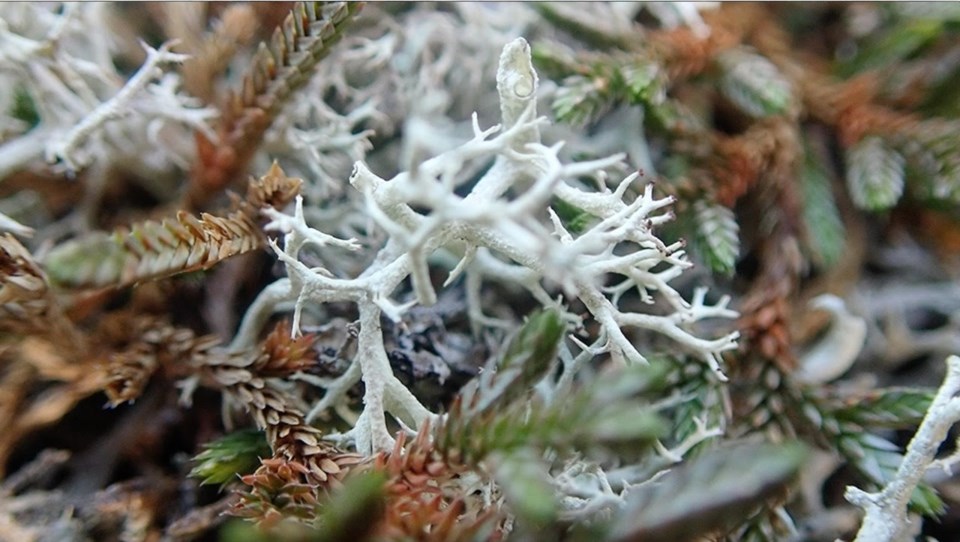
[497,36,540,134]
[0,213,33,237]
[44,40,209,172]
[795,294,867,384]
[846,354,960,542]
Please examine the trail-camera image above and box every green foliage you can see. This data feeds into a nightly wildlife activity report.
[669,362,726,458]
[190,430,271,488]
[839,432,901,487]
[529,41,579,80]
[440,361,670,466]
[532,43,666,128]
[454,309,565,423]
[845,135,906,210]
[607,442,809,542]
[832,388,935,429]
[717,49,794,118]
[10,85,39,129]
[551,197,593,234]
[621,62,662,105]
[909,483,947,519]
[838,17,947,77]
[552,75,617,128]
[918,65,960,118]
[498,309,567,389]
[837,430,945,516]
[878,9,960,117]
[901,128,960,205]
[803,389,945,517]
[799,151,846,268]
[394,312,674,538]
[644,97,710,138]
[692,199,740,276]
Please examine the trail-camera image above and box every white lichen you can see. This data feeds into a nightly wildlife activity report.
[0,211,33,237]
[0,3,216,179]
[795,294,867,384]
[236,37,738,456]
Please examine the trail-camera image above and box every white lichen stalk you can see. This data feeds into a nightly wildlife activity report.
[238,37,738,455]
[846,354,960,542]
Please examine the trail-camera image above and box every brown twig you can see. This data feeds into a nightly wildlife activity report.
[187,1,364,210]
[43,162,302,291]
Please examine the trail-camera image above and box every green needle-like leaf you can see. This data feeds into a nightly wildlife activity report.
[833,388,935,429]
[845,136,906,210]
[800,151,846,268]
[190,430,271,488]
[717,48,794,118]
[692,199,740,276]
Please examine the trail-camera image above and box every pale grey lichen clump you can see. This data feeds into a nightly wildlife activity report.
[0,3,216,177]
[261,3,537,205]
[234,37,739,456]
[0,2,217,238]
